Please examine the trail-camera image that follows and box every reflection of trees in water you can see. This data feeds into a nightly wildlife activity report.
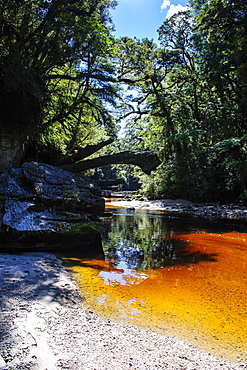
[102,211,217,270]
[106,245,145,270]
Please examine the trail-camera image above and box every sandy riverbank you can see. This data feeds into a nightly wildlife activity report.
[0,252,246,370]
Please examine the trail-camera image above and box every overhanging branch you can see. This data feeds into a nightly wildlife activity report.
[57,138,114,165]
[59,151,161,175]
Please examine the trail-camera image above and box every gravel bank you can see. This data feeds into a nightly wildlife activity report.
[106,198,247,220]
[0,253,246,370]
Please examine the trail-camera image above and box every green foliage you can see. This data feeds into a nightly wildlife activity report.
[113,1,247,202]
[0,0,119,161]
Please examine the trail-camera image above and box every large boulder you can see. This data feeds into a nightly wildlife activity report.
[0,162,105,251]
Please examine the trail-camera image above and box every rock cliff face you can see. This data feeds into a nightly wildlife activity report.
[0,162,105,251]
[0,133,24,172]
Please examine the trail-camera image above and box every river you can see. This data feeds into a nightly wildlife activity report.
[62,200,247,361]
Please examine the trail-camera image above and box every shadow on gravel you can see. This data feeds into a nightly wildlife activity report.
[0,234,104,308]
[0,252,82,318]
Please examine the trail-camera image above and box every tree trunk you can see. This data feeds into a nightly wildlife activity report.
[59,151,161,175]
[57,138,114,166]
[0,60,44,172]
[0,133,25,171]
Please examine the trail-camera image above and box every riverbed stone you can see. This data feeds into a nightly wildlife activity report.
[0,162,105,250]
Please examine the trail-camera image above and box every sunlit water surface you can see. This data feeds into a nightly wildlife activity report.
[62,200,247,361]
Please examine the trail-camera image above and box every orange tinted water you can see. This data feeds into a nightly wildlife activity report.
[63,208,247,361]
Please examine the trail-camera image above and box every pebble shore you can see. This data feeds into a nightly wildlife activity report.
[0,252,247,370]
[106,198,247,221]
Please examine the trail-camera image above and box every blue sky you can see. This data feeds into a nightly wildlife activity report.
[110,0,189,42]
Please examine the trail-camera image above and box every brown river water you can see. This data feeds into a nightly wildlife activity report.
[62,200,247,361]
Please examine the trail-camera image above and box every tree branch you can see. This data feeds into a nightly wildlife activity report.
[59,151,161,175]
[57,138,114,165]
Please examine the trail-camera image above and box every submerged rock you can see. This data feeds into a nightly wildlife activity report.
[0,162,105,251]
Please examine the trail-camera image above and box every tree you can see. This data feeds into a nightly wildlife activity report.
[191,0,247,137]
[0,0,117,171]
[114,13,206,198]
[114,3,247,202]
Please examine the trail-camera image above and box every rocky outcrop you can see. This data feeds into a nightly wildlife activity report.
[0,162,105,251]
